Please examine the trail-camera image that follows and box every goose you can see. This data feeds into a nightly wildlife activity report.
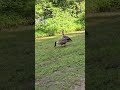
[54,38,68,47]
[62,30,72,42]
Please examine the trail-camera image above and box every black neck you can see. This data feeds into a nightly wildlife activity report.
[62,30,64,35]
[54,42,56,47]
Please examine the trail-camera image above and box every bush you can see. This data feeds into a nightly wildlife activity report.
[0,13,32,29]
[0,0,34,29]
[35,0,85,37]
[35,9,84,37]
[86,0,120,13]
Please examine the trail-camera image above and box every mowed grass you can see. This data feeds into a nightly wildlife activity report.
[86,14,120,90]
[35,32,85,90]
[0,30,34,89]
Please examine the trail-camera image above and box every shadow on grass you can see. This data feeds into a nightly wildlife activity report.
[86,13,120,90]
[0,30,34,89]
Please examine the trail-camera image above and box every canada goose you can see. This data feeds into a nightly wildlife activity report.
[54,38,68,47]
[62,30,72,42]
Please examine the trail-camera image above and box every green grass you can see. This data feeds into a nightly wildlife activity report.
[35,32,85,90]
[86,13,120,90]
[0,30,34,89]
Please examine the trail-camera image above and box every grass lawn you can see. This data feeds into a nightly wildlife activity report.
[86,14,120,90]
[35,31,85,90]
[0,30,34,89]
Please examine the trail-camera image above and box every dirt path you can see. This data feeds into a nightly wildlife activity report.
[0,25,33,32]
[35,31,85,40]
[86,12,120,17]
[72,77,85,90]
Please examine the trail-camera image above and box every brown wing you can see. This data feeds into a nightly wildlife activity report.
[58,38,67,45]
[63,35,72,41]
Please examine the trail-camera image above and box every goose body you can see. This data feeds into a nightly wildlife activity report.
[54,38,68,47]
[54,30,72,47]
[62,30,72,42]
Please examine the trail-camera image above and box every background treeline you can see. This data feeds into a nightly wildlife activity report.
[35,0,85,37]
[86,0,120,13]
[0,0,34,29]
[1,0,119,32]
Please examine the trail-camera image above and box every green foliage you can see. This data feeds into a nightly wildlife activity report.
[0,0,34,28]
[86,0,120,13]
[35,9,84,37]
[35,0,85,37]
[0,0,34,17]
[0,13,32,29]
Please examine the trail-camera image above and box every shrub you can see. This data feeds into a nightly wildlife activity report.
[86,0,120,13]
[35,7,85,37]
[0,13,30,29]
